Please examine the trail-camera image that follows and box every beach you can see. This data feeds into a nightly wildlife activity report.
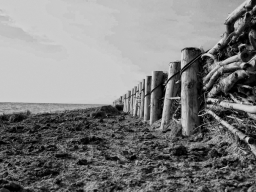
[0,105,256,192]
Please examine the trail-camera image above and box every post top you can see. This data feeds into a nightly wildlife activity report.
[169,61,181,64]
[181,47,201,52]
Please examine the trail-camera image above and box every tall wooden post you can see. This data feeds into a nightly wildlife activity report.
[136,82,142,116]
[150,71,164,125]
[181,47,201,136]
[139,80,145,118]
[160,61,181,130]
[133,85,139,116]
[126,93,129,113]
[144,76,152,121]
[122,94,126,112]
[132,86,137,116]
[127,91,131,114]
[130,88,134,114]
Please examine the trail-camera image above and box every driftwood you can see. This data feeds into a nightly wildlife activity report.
[206,109,256,156]
[249,29,256,50]
[208,70,249,97]
[223,12,252,47]
[206,104,225,112]
[203,50,253,84]
[230,93,256,120]
[208,33,229,55]
[225,0,256,26]
[207,97,256,114]
[203,62,243,91]
[208,1,256,55]
[201,53,216,61]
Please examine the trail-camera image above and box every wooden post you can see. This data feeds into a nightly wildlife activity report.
[150,71,163,125]
[119,96,122,105]
[127,91,131,114]
[160,61,181,130]
[137,82,142,116]
[126,93,128,112]
[123,94,126,112]
[144,76,152,121]
[139,79,145,118]
[181,47,201,136]
[130,88,134,115]
[133,85,139,116]
[132,86,137,116]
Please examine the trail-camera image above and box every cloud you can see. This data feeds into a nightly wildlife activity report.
[0,9,65,58]
[0,10,35,42]
[0,14,10,23]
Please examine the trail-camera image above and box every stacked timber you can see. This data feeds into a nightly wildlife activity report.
[203,0,256,156]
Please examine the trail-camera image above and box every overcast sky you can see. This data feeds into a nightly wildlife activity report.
[0,0,243,104]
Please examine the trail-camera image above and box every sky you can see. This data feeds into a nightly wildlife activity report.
[0,0,243,104]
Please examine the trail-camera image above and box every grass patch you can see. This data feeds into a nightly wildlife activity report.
[0,110,31,123]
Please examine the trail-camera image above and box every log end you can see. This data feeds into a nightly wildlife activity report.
[248,137,255,144]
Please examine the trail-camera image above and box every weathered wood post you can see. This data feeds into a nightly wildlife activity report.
[132,86,137,116]
[127,90,131,114]
[137,82,142,116]
[130,88,134,114]
[126,93,129,113]
[181,47,201,136]
[144,76,152,121]
[122,94,126,112]
[139,79,145,118]
[160,61,181,130]
[150,71,164,125]
[134,85,140,116]
[123,94,127,112]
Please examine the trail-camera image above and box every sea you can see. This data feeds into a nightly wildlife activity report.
[0,102,105,115]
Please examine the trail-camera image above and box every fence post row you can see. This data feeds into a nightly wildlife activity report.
[114,48,204,138]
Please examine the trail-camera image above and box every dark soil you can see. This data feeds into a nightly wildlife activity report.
[0,106,256,192]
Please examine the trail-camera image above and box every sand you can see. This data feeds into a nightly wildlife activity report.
[0,105,256,192]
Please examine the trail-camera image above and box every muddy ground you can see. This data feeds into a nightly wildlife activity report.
[0,106,256,192]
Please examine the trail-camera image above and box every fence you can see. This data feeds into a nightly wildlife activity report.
[113,0,256,146]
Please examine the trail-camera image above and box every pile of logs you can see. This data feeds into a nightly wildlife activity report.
[203,0,256,156]
[203,0,256,100]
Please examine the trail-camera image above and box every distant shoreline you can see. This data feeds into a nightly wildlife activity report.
[0,102,107,115]
[0,101,108,105]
